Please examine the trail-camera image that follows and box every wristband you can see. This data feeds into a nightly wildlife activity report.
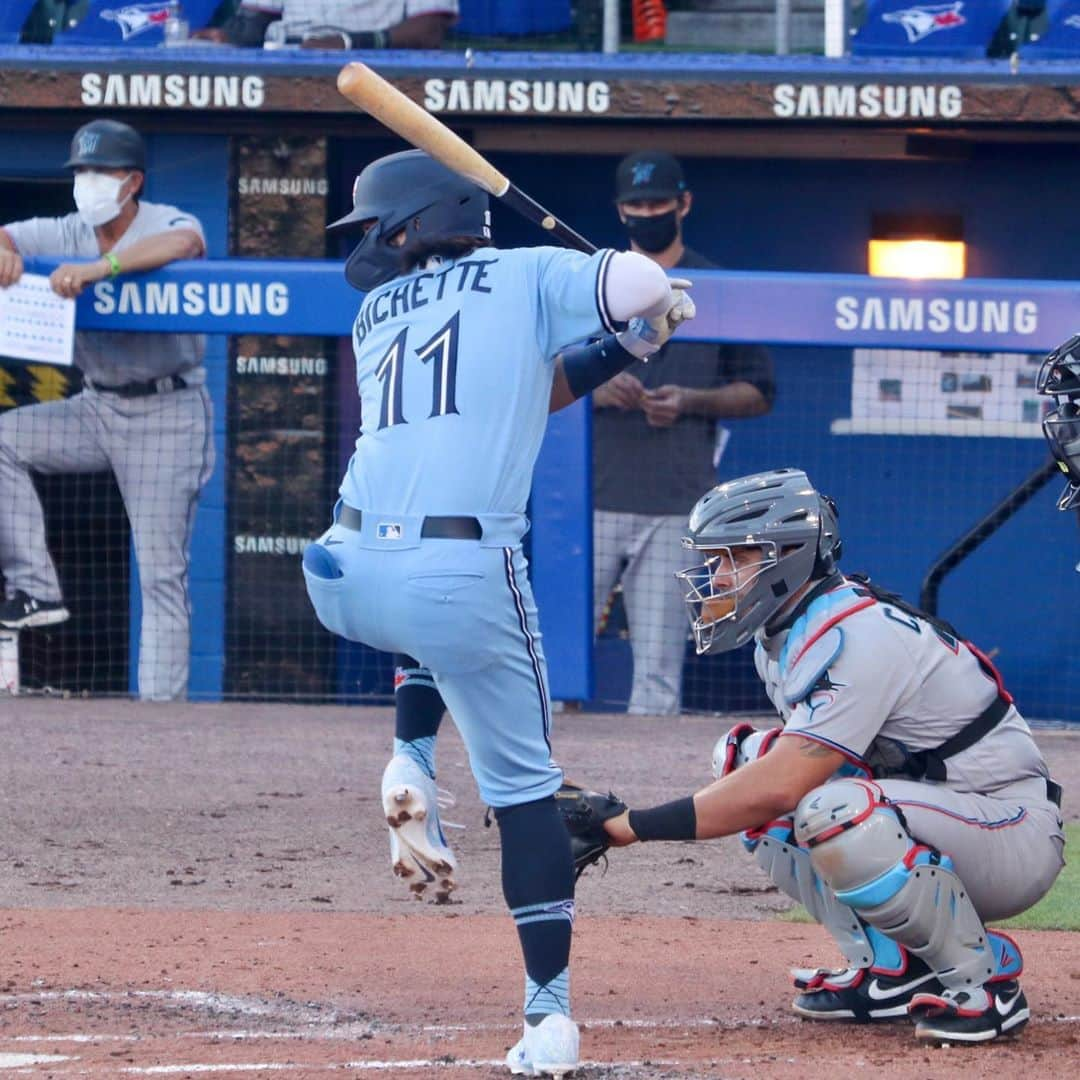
[351,29,389,48]
[103,252,121,278]
[560,333,635,401]
[628,797,697,842]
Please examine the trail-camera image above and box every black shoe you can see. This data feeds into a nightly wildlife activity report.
[0,591,70,630]
[792,955,943,1023]
[911,980,1030,1043]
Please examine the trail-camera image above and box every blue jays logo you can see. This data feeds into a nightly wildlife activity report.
[631,161,656,186]
[77,132,101,157]
[883,2,966,44]
[101,4,173,40]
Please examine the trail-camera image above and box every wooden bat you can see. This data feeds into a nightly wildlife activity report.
[336,62,597,255]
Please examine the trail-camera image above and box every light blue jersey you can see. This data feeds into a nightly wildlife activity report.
[339,245,616,530]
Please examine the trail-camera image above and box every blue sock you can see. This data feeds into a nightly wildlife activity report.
[393,654,443,779]
[495,796,575,1020]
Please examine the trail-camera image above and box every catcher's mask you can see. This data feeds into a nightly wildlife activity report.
[328,149,491,292]
[675,468,841,655]
[1043,399,1080,510]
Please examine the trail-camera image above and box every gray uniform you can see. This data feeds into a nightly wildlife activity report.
[754,577,1063,930]
[0,202,214,701]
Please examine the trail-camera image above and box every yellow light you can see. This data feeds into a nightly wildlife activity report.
[868,239,966,279]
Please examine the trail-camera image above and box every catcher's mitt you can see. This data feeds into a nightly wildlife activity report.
[555,780,628,879]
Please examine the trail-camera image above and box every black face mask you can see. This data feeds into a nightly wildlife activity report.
[622,208,679,253]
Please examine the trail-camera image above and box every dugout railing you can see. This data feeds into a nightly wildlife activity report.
[4,260,1077,722]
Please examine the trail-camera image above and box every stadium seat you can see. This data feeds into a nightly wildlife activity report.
[852,0,1012,58]
[1018,0,1080,56]
[456,0,572,37]
[53,0,219,46]
[0,0,39,43]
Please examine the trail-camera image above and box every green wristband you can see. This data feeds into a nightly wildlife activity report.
[103,252,121,278]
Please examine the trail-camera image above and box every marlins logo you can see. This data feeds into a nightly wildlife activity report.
[883,2,966,44]
[77,132,100,157]
[630,161,656,186]
[101,3,173,40]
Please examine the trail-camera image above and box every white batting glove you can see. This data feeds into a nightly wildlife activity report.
[616,277,696,361]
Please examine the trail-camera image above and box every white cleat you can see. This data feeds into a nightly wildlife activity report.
[380,754,457,903]
[506,1013,579,1078]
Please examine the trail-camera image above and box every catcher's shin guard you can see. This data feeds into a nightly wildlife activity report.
[794,779,997,991]
[750,815,876,969]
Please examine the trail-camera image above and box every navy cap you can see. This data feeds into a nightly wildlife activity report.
[64,120,146,171]
[615,151,686,202]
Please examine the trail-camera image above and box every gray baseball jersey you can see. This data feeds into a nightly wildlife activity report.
[754,577,1048,795]
[4,201,206,386]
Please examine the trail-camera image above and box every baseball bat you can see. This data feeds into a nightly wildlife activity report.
[336,62,597,255]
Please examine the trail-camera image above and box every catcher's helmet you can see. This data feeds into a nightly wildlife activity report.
[64,119,146,171]
[328,149,491,292]
[676,468,841,655]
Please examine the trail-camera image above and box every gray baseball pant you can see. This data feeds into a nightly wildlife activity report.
[0,385,214,701]
[593,509,689,716]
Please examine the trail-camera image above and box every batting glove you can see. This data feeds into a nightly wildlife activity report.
[617,277,696,360]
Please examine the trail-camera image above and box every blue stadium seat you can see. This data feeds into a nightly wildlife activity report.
[456,0,572,36]
[1020,0,1080,56]
[852,0,1012,58]
[53,0,219,46]
[0,0,38,43]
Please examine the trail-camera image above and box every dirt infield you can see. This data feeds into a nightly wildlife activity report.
[1,701,1078,1078]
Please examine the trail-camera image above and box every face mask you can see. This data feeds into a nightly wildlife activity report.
[622,208,679,253]
[73,171,132,227]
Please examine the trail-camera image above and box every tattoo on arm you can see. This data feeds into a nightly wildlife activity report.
[795,737,836,758]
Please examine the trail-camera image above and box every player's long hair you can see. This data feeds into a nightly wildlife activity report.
[398,235,492,274]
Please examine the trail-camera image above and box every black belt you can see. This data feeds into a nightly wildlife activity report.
[338,505,482,540]
[1047,778,1063,808]
[89,374,188,398]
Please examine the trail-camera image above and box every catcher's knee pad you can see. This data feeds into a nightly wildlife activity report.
[794,779,996,990]
[750,815,875,969]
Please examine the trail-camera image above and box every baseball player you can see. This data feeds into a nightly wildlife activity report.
[0,119,213,701]
[304,148,693,1077]
[1037,333,1080,522]
[585,469,1064,1044]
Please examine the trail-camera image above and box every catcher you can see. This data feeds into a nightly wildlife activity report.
[560,467,1064,1045]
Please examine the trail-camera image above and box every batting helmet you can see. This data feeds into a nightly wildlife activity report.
[64,119,146,171]
[676,468,842,655]
[328,149,491,292]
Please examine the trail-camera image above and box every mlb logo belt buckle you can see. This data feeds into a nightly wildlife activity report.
[377,522,403,540]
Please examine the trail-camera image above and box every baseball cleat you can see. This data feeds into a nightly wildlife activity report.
[792,955,943,1022]
[380,754,457,903]
[506,1013,579,1077]
[0,591,70,630]
[910,980,1029,1043]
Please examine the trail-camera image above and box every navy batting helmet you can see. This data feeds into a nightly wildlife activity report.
[676,469,841,654]
[64,119,146,171]
[328,150,491,292]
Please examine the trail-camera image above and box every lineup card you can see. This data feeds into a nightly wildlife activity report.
[0,273,75,366]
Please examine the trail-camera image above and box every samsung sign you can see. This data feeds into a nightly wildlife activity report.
[834,295,1039,336]
[773,83,963,119]
[92,280,290,317]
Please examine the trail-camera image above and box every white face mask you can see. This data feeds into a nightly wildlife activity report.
[73,171,133,227]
